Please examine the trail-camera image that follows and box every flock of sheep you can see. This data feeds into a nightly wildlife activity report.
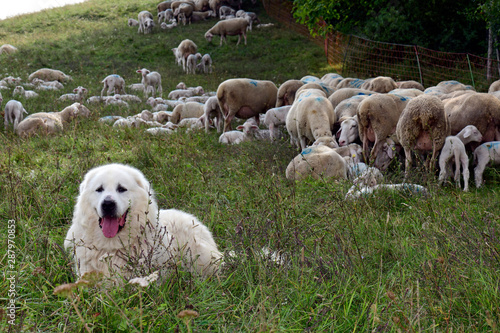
[2,0,500,198]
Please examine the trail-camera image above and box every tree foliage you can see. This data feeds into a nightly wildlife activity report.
[292,0,488,54]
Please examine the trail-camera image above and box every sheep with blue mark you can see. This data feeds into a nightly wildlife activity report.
[389,88,423,98]
[101,74,126,97]
[336,78,366,89]
[285,145,347,181]
[333,94,367,138]
[286,88,338,151]
[320,73,343,88]
[276,79,304,107]
[438,125,482,191]
[216,78,277,132]
[327,88,375,111]
[473,141,500,187]
[357,93,410,168]
[296,82,334,98]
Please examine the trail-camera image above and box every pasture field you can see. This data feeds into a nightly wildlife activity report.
[1,0,499,331]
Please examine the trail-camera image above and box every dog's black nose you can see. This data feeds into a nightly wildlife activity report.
[101,199,116,216]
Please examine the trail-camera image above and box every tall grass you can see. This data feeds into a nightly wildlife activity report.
[1,0,499,331]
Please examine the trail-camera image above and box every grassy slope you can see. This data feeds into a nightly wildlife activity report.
[0,0,499,331]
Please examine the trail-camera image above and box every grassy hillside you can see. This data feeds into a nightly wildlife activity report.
[1,0,499,332]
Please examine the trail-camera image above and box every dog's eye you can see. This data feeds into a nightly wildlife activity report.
[96,186,104,193]
[117,185,127,193]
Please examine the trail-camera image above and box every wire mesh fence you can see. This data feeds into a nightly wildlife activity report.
[262,0,500,91]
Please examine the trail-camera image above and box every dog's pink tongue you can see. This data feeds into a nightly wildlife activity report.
[100,217,120,238]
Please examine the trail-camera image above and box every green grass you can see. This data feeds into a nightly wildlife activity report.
[1,0,500,331]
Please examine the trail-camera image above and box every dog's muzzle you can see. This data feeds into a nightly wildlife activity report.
[99,199,128,238]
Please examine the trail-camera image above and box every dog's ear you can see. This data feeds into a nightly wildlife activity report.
[133,171,151,192]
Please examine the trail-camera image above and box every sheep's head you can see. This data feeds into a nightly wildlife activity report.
[204,32,213,42]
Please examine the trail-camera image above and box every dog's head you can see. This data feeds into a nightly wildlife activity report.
[75,164,156,239]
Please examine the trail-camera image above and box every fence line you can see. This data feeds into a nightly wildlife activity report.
[262,0,500,91]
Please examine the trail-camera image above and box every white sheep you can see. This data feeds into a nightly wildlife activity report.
[337,115,359,147]
[219,5,235,18]
[196,53,213,73]
[170,102,205,124]
[13,86,39,99]
[285,145,347,181]
[191,10,215,22]
[438,125,483,191]
[218,119,257,145]
[205,18,249,46]
[127,83,145,93]
[104,95,130,108]
[101,74,126,97]
[136,68,162,98]
[168,86,204,100]
[473,141,500,188]
[28,68,72,83]
[4,100,28,130]
[176,39,198,71]
[235,10,259,31]
[217,78,277,132]
[161,20,177,29]
[0,44,18,54]
[59,86,88,103]
[345,183,428,200]
[263,105,291,141]
[138,11,155,34]
[186,53,202,74]
[286,88,338,150]
[171,47,183,66]
[204,95,223,133]
[113,94,142,103]
[32,78,64,90]
[158,9,174,23]
[174,3,194,25]
[128,18,139,26]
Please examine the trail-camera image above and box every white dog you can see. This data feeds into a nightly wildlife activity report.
[64,164,221,281]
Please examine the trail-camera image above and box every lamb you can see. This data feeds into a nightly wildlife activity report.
[191,10,215,22]
[196,53,213,73]
[204,96,223,133]
[263,105,292,141]
[171,47,183,66]
[16,103,90,137]
[28,68,73,83]
[337,115,359,147]
[127,83,145,93]
[357,94,410,165]
[345,183,428,200]
[128,18,139,26]
[186,53,202,74]
[444,93,500,143]
[13,86,39,99]
[473,141,500,188]
[158,9,174,23]
[113,94,142,104]
[396,94,450,174]
[59,86,88,103]
[176,39,198,71]
[170,102,205,124]
[168,86,204,99]
[205,18,249,46]
[218,119,259,145]
[138,11,155,34]
[104,95,130,108]
[32,78,64,90]
[361,76,398,93]
[285,145,347,181]
[0,76,22,88]
[101,74,126,97]
[286,88,338,150]
[161,20,178,29]
[235,10,259,31]
[276,79,304,107]
[0,44,18,54]
[438,125,483,191]
[136,68,162,98]
[4,100,28,130]
[217,78,278,132]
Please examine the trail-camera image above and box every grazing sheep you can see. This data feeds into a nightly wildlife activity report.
[101,74,126,97]
[473,141,500,188]
[361,76,398,93]
[16,103,90,137]
[217,78,278,132]
[286,88,338,150]
[128,18,139,26]
[176,39,198,71]
[28,68,72,83]
[276,79,304,107]
[396,94,450,174]
[138,11,155,34]
[174,3,194,24]
[205,18,249,46]
[0,44,18,54]
[438,125,483,191]
[186,53,202,74]
[4,100,27,130]
[13,86,39,99]
[396,80,425,91]
[204,96,223,133]
[196,53,213,73]
[263,105,291,141]
[444,93,500,143]
[285,145,347,181]
[170,102,205,124]
[357,94,410,166]
[136,68,162,98]
[59,86,88,103]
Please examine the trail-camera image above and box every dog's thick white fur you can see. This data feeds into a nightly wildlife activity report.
[64,163,221,280]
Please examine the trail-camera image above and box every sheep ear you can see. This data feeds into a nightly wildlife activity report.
[136,70,142,73]
[336,128,342,139]
[251,125,259,129]
[463,128,471,138]
[236,125,244,130]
